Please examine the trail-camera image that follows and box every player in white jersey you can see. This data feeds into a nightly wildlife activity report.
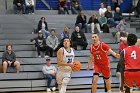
[56,37,75,93]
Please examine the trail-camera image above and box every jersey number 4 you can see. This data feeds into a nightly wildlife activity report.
[131,50,137,59]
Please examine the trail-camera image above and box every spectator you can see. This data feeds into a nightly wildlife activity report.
[105,6,115,27]
[46,29,59,57]
[25,0,35,14]
[115,20,128,43]
[114,7,123,24]
[58,0,69,14]
[99,3,107,16]
[71,26,88,50]
[71,0,81,14]
[42,58,58,92]
[2,44,20,73]
[87,12,101,33]
[98,13,109,33]
[31,31,49,57]
[13,0,24,14]
[37,17,50,38]
[75,11,88,33]
[112,0,123,11]
[61,26,69,40]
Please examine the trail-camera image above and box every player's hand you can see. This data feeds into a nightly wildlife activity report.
[68,63,74,68]
[116,53,120,59]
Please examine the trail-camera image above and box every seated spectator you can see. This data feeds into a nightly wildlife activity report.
[99,3,107,16]
[75,11,88,33]
[42,58,58,92]
[25,0,34,14]
[46,29,59,57]
[71,26,88,50]
[87,12,101,33]
[31,31,49,57]
[61,26,70,40]
[71,0,81,14]
[37,17,50,38]
[105,6,115,27]
[2,44,20,73]
[114,7,123,24]
[115,20,128,43]
[13,0,24,14]
[58,0,69,14]
[98,13,109,33]
[55,26,70,52]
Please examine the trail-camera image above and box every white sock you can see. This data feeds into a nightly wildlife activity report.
[107,90,111,93]
[59,84,67,93]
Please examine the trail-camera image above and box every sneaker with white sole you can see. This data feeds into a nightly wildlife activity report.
[47,88,51,92]
[45,55,49,58]
[52,87,56,91]
[38,55,41,58]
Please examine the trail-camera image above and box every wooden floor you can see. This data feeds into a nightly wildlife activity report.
[15,89,140,93]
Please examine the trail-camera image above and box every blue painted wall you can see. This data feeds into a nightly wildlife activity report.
[36,0,132,13]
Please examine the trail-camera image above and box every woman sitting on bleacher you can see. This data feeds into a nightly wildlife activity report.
[37,17,50,38]
[2,44,20,73]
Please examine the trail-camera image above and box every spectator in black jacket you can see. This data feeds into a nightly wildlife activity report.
[2,44,20,73]
[87,12,101,33]
[71,0,81,14]
[71,26,88,50]
[37,17,50,38]
[31,31,49,57]
[13,0,24,14]
[75,11,88,33]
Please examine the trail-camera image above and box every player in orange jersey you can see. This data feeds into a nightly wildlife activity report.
[120,34,140,93]
[87,33,120,93]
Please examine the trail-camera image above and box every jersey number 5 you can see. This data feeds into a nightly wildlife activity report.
[131,50,136,59]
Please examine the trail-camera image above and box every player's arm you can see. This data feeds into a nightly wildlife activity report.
[136,39,140,46]
[57,48,74,68]
[108,49,120,59]
[120,50,125,92]
[86,53,94,70]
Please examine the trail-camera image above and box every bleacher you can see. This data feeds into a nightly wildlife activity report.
[0,0,140,91]
[0,13,139,93]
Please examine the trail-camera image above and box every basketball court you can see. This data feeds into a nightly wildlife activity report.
[15,89,140,93]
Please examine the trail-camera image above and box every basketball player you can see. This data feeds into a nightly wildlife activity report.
[87,33,120,93]
[120,34,140,93]
[56,37,74,93]
[120,37,140,46]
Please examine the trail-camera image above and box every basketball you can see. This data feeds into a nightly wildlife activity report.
[72,61,82,71]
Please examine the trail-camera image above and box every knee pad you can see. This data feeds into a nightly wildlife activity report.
[93,73,99,76]
[62,77,70,86]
